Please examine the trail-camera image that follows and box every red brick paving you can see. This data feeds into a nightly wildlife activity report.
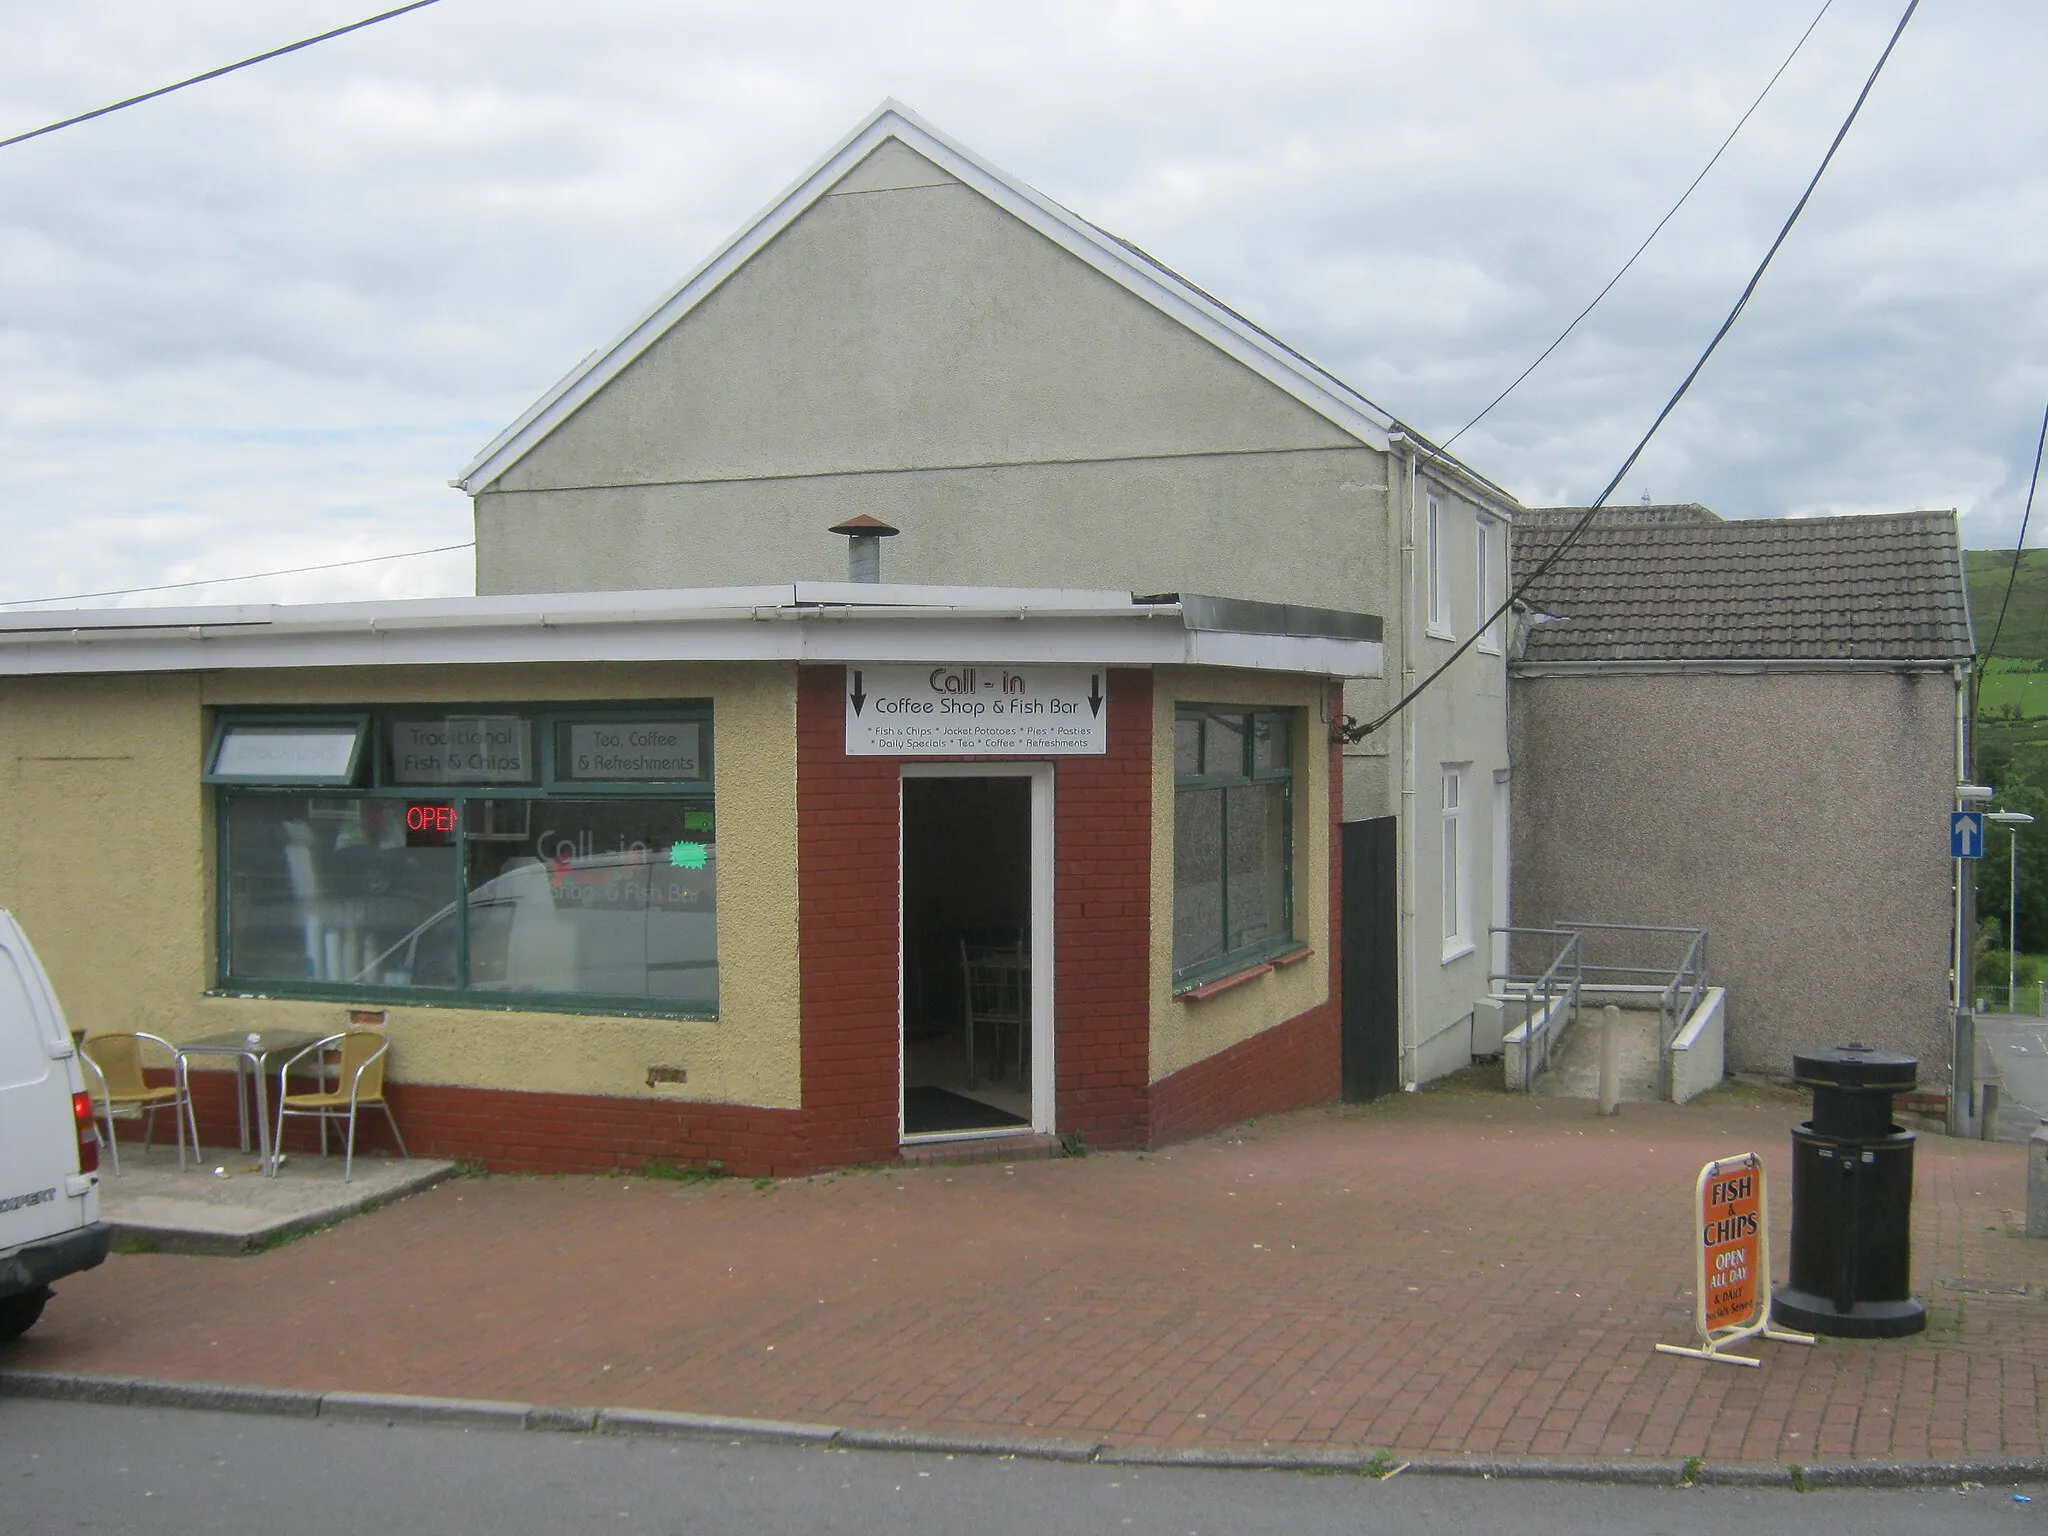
[11,1081,2046,1465]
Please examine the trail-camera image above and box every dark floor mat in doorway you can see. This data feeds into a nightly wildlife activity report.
[903,1086,1029,1135]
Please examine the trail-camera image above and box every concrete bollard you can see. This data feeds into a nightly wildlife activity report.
[1598,1003,1620,1117]
[2031,1126,2048,1240]
[1981,1083,2001,1142]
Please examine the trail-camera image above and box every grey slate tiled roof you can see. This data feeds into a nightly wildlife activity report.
[1510,508,1974,663]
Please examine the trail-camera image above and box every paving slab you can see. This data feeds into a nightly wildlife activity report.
[94,1146,454,1254]
[9,1078,2045,1470]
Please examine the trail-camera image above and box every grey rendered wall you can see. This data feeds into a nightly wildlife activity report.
[1509,668,1957,1075]
[480,447,1391,615]
[476,138,1389,620]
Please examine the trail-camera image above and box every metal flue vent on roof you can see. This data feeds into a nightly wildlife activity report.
[829,515,900,583]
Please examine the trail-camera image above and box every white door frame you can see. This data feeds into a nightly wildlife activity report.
[898,761,1055,1142]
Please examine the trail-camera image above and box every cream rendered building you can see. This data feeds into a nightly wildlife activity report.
[459,102,1517,1090]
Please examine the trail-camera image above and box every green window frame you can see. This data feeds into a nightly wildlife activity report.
[1172,705,1297,990]
[211,702,718,1018]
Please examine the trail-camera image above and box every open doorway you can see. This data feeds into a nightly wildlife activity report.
[900,767,1050,1139]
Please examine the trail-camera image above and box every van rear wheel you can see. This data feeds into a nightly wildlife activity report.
[0,1287,50,1341]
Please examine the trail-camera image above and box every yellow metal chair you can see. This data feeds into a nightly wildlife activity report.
[273,1032,408,1182]
[79,1032,200,1173]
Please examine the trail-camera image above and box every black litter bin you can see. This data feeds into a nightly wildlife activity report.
[1772,1043,1926,1338]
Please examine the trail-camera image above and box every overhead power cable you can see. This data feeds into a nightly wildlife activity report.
[0,541,475,609]
[1972,399,2048,722]
[1342,0,1922,743]
[0,0,446,153]
[1437,0,1835,456]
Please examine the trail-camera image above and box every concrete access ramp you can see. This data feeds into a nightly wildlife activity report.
[1512,987,1726,1104]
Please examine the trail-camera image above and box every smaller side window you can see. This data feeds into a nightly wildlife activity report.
[1426,496,1447,634]
[1476,519,1501,653]
[1172,707,1297,989]
[1441,767,1470,958]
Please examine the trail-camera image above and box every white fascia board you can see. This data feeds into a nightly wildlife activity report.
[0,606,1380,680]
[1183,631,1384,678]
[0,585,812,639]
[1399,439,1520,516]
[454,101,1402,495]
[794,621,1381,677]
[0,582,1148,652]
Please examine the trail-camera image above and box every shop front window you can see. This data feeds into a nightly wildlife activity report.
[1172,706,1296,989]
[209,706,716,1015]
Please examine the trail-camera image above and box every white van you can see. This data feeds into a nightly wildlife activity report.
[0,910,110,1341]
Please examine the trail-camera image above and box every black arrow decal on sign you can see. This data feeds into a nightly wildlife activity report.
[1088,673,1104,717]
[849,670,867,716]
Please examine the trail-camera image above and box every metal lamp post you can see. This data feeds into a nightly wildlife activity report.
[1987,810,2035,1011]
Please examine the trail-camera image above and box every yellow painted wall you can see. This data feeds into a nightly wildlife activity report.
[1148,667,1333,1083]
[0,662,802,1108]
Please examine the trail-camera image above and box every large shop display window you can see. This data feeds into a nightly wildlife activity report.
[208,707,717,1015]
[1171,705,1296,990]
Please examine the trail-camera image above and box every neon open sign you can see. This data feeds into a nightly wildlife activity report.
[407,804,456,833]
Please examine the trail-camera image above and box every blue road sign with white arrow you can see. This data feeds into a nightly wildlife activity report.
[1952,810,1985,860]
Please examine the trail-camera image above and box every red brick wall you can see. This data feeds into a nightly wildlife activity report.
[1146,686,1344,1146]
[794,664,1157,1159]
[144,1069,805,1178]
[382,1084,803,1177]
[1053,669,1153,1150]
[795,665,906,1168]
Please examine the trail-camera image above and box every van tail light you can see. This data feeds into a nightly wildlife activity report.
[73,1091,100,1174]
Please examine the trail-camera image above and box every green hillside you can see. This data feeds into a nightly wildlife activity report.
[1969,550,2048,781]
[1966,548,2048,660]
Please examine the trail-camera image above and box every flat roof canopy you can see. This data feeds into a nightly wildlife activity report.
[0,583,1384,680]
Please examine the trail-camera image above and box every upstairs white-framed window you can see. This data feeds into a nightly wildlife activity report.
[1426,494,1453,638]
[1476,517,1502,654]
[1441,765,1471,961]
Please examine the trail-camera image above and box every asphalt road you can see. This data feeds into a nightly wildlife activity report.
[7,1399,2046,1536]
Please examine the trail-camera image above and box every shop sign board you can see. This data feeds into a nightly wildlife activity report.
[389,717,532,785]
[564,722,703,781]
[1654,1151,1815,1367]
[1699,1158,1764,1331]
[844,665,1107,756]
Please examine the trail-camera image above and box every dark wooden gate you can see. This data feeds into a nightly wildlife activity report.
[1341,816,1400,1102]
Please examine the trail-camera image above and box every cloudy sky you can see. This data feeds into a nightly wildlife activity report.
[1,0,2040,609]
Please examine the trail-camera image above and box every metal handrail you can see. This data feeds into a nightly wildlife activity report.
[1657,929,1710,1097]
[1496,922,1708,1098]
[1490,926,1582,1090]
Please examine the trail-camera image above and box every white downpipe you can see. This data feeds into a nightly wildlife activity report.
[1399,442,1421,1088]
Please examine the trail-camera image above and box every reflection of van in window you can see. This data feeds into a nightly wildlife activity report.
[0,911,111,1341]
[357,848,717,1006]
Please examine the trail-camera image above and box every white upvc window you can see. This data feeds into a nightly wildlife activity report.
[1426,495,1452,638]
[1476,518,1501,654]
[1441,766,1471,959]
